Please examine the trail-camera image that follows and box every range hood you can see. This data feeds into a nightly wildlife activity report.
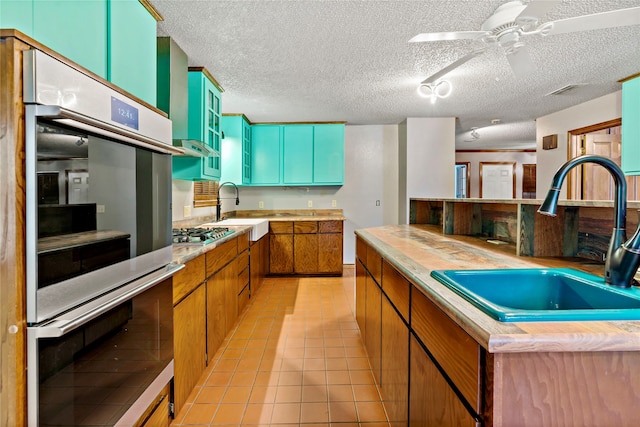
[172,139,219,157]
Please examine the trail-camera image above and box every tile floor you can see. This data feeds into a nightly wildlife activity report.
[171,266,390,426]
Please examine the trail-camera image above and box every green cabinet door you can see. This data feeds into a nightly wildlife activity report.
[283,125,314,184]
[313,124,345,184]
[622,77,640,175]
[33,0,109,78]
[251,125,281,185]
[108,0,157,105]
[221,115,250,184]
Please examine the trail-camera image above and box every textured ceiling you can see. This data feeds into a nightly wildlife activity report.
[152,0,640,149]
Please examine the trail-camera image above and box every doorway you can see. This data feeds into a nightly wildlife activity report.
[455,162,470,198]
[480,162,515,199]
[568,119,639,201]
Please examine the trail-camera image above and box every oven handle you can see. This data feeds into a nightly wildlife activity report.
[33,104,185,155]
[30,263,184,339]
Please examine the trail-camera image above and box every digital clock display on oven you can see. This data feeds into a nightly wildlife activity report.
[111,96,139,130]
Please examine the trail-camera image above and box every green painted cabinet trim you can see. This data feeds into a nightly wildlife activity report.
[0,0,156,104]
[221,115,251,185]
[251,125,282,185]
[622,77,640,175]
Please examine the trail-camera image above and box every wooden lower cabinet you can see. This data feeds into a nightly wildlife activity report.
[173,284,206,415]
[206,267,228,361]
[364,274,382,383]
[380,295,408,427]
[269,220,343,275]
[270,234,294,273]
[410,336,478,427]
[140,383,171,427]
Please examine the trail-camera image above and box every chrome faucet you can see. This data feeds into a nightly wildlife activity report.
[538,154,640,288]
[216,182,239,222]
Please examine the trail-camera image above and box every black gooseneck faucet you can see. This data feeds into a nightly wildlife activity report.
[538,154,640,288]
[216,181,239,222]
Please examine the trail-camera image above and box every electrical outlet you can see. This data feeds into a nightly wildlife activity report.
[376,200,381,206]
[258,201,264,208]
[183,205,192,217]
[97,205,105,213]
[308,200,313,208]
[331,199,337,207]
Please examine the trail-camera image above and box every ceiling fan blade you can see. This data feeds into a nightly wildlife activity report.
[409,31,486,43]
[516,0,561,23]
[545,7,640,36]
[506,45,534,79]
[421,48,487,84]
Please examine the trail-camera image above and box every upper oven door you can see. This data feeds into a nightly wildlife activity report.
[23,50,182,325]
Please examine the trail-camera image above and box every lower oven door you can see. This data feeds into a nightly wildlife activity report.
[27,267,180,427]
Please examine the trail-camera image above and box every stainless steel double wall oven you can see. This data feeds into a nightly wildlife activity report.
[24,50,183,426]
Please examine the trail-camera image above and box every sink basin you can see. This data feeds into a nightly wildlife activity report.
[430,268,640,322]
[203,219,268,241]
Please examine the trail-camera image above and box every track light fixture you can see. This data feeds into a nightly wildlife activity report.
[417,79,452,104]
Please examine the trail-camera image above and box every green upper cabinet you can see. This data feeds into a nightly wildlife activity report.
[622,76,640,175]
[283,125,314,184]
[173,68,224,181]
[221,114,251,185]
[251,125,282,185]
[0,0,158,105]
[108,0,157,104]
[233,122,344,186]
[313,124,345,184]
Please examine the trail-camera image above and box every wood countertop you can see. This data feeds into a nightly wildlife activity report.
[356,224,640,354]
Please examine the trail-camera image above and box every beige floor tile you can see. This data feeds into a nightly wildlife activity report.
[270,402,301,424]
[300,402,330,423]
[212,402,246,424]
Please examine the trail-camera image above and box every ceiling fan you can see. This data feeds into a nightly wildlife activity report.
[410,0,640,83]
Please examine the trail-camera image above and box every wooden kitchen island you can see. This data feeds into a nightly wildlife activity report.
[355,223,640,427]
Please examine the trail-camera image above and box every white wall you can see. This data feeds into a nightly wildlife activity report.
[401,117,456,223]
[536,91,622,196]
[172,124,399,264]
[455,151,537,198]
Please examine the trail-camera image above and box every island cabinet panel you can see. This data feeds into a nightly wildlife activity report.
[366,245,382,285]
[492,351,640,427]
[380,295,409,427]
[173,284,206,415]
[411,288,482,413]
[410,336,479,427]
[364,274,382,383]
[381,260,410,322]
[355,260,367,335]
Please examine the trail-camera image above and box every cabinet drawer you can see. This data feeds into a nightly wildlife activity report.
[382,260,410,323]
[173,254,205,305]
[237,232,249,253]
[205,238,238,277]
[237,267,249,294]
[294,221,318,233]
[366,245,382,285]
[270,221,293,234]
[411,287,481,413]
[319,220,343,233]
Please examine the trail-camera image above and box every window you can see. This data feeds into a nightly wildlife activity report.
[193,181,219,208]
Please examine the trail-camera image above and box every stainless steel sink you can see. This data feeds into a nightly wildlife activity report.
[430,268,640,322]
